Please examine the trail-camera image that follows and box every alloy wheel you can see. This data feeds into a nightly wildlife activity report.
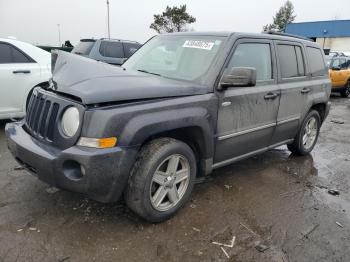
[302,117,318,150]
[149,154,190,211]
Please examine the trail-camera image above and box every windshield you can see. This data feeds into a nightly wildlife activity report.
[123,35,225,83]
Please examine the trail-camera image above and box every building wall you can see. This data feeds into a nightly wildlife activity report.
[316,37,350,54]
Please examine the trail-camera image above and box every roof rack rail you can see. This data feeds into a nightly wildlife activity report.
[99,38,139,43]
[263,30,313,42]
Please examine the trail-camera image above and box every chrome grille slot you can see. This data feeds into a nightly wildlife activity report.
[26,92,60,141]
[47,103,59,141]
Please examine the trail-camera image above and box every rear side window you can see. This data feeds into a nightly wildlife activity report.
[228,43,272,81]
[340,59,349,69]
[72,40,95,55]
[11,46,31,63]
[307,47,327,77]
[123,43,140,58]
[0,43,12,63]
[99,41,124,58]
[277,44,305,78]
[0,43,32,63]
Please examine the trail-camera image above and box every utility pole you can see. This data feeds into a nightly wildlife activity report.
[57,24,61,46]
[107,0,110,39]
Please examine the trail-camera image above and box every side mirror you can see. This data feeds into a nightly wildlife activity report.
[219,67,257,89]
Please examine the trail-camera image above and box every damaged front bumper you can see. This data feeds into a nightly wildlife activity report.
[5,121,138,203]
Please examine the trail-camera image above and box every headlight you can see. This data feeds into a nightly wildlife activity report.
[61,107,80,137]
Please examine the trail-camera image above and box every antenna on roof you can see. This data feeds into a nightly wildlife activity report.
[106,0,110,39]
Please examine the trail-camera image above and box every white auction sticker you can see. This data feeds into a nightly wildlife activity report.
[183,40,215,50]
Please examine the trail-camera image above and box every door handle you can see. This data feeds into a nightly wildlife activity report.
[264,93,278,100]
[301,88,311,94]
[13,70,31,74]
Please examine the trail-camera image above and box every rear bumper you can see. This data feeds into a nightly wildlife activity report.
[331,86,346,92]
[5,121,138,202]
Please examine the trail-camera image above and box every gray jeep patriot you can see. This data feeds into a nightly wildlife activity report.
[6,32,331,222]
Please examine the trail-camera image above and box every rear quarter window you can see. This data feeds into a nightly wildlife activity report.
[72,41,95,55]
[99,41,124,58]
[307,47,327,77]
[123,43,141,58]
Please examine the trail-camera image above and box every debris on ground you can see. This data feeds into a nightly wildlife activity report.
[328,189,340,196]
[331,119,345,124]
[13,166,24,170]
[46,187,60,194]
[301,224,319,239]
[58,256,70,262]
[220,247,230,259]
[255,242,270,252]
[224,185,232,190]
[192,227,201,232]
[240,222,258,236]
[29,227,37,231]
[17,228,23,232]
[336,222,344,228]
[190,204,197,209]
[212,236,236,248]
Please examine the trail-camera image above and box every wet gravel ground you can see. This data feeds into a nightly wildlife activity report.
[0,96,350,262]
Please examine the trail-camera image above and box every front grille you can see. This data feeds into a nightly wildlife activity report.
[26,92,60,141]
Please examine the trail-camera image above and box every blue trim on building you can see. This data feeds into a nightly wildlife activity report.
[285,20,350,38]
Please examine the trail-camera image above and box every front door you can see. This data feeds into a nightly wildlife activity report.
[214,40,280,166]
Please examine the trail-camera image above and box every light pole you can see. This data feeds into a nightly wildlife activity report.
[107,0,110,39]
[57,24,61,47]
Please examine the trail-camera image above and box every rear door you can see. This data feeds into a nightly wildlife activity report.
[214,39,280,165]
[271,41,310,144]
[0,42,41,117]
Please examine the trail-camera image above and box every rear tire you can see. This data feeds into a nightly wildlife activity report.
[125,138,196,223]
[340,81,350,98]
[288,110,321,156]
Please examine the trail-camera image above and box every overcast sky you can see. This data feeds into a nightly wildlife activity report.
[0,0,349,46]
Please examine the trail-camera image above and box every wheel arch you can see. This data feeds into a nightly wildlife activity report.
[141,126,211,177]
[310,102,327,123]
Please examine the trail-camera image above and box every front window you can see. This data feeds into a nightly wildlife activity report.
[123,35,225,83]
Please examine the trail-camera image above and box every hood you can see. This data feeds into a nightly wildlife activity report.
[50,51,209,105]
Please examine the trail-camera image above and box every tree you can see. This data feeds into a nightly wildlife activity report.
[150,5,196,34]
[263,1,296,32]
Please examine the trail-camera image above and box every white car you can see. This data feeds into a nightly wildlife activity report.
[0,38,51,120]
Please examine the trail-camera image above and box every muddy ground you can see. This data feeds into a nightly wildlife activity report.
[0,96,349,262]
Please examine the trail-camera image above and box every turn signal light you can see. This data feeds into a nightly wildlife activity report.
[77,137,117,149]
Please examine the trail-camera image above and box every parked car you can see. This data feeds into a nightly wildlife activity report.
[328,57,350,97]
[71,38,141,65]
[6,32,331,222]
[329,51,347,58]
[0,38,51,120]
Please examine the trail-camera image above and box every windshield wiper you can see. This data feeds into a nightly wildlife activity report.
[137,69,162,77]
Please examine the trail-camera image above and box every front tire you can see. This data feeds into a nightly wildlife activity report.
[125,138,197,223]
[288,110,321,156]
[340,81,350,98]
